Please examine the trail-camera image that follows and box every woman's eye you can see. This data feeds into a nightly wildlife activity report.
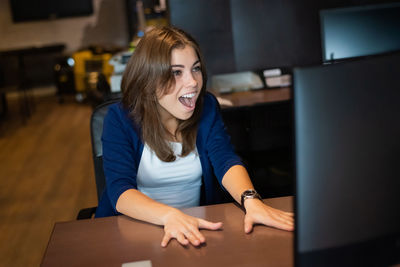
[193,66,201,72]
[172,70,182,76]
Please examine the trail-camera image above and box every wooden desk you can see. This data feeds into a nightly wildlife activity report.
[42,197,293,267]
[212,87,291,108]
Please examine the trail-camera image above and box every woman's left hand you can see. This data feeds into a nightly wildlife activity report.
[243,199,294,233]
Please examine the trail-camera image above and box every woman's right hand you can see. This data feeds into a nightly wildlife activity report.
[161,209,223,247]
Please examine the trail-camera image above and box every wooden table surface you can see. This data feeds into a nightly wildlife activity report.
[42,196,294,267]
[212,87,291,108]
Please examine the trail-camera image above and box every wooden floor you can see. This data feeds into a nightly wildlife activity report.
[0,92,97,266]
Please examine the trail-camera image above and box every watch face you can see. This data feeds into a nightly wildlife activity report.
[243,189,257,197]
[241,189,261,211]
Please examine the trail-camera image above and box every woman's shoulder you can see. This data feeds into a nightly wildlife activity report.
[204,91,218,104]
[106,101,127,115]
[104,101,140,132]
[105,101,131,122]
[202,91,219,112]
[103,101,142,142]
[198,91,221,127]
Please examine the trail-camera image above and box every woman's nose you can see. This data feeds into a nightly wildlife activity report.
[184,72,198,87]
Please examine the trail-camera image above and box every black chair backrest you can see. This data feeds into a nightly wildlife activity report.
[90,98,121,202]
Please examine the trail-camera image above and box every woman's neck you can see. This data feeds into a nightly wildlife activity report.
[163,118,181,142]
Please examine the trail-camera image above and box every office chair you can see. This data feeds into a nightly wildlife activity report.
[77,98,121,219]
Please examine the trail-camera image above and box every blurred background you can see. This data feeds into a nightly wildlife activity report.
[1,0,398,266]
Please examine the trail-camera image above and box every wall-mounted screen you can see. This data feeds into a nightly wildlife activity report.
[10,0,93,23]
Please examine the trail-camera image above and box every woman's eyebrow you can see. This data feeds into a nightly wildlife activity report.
[171,64,184,68]
[171,60,201,68]
[192,60,200,66]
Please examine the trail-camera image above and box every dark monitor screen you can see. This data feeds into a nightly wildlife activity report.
[320,3,400,62]
[293,52,400,266]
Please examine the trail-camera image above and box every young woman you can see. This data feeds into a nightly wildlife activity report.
[96,26,293,247]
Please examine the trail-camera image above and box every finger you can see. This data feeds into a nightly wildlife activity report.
[269,210,294,223]
[197,218,223,230]
[187,227,206,243]
[268,215,294,231]
[279,211,295,220]
[161,233,172,247]
[268,206,294,218]
[275,210,294,217]
[274,211,295,224]
[184,231,202,246]
[273,213,294,225]
[176,232,189,246]
[244,215,254,234]
[266,207,294,223]
[271,220,294,231]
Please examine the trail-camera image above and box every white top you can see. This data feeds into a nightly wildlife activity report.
[136,142,202,208]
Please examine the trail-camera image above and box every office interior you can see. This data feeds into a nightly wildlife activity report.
[1,0,399,266]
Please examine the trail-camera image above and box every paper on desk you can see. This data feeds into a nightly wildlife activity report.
[122,260,152,267]
[216,96,233,107]
[211,71,264,93]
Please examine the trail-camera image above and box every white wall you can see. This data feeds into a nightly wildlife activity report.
[0,0,129,53]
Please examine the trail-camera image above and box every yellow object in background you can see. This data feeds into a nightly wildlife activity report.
[146,17,168,27]
[72,50,114,93]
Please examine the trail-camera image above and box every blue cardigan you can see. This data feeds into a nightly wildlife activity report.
[95,92,243,217]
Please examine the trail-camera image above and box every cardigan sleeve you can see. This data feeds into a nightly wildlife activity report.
[101,104,140,211]
[203,93,244,184]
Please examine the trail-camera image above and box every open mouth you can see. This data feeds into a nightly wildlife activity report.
[178,92,196,109]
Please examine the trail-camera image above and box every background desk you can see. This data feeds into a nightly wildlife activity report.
[0,44,65,120]
[212,87,291,108]
[42,197,293,267]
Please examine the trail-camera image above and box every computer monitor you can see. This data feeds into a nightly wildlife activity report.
[320,3,400,62]
[293,52,400,266]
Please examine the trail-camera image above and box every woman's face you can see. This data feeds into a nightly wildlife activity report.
[157,45,203,123]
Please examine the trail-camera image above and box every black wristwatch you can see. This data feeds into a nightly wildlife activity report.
[240,189,262,211]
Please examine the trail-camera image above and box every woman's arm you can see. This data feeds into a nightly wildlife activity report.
[221,165,294,233]
[116,189,223,247]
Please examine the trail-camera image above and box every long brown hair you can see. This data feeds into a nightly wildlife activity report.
[121,26,207,162]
